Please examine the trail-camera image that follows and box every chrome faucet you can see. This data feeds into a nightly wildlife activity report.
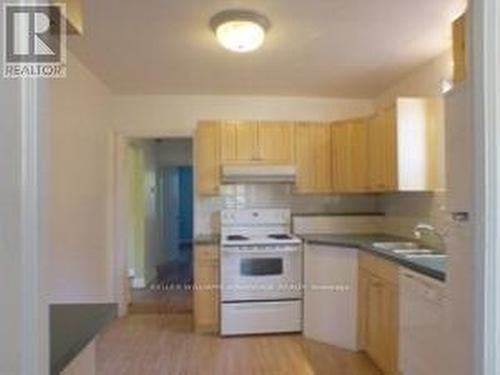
[413,223,436,239]
[413,223,446,251]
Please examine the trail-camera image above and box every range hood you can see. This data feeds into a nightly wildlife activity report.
[222,165,296,184]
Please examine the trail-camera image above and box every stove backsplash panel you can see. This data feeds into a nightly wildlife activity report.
[195,184,378,235]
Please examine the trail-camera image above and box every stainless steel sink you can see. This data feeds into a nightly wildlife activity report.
[404,254,447,259]
[372,241,419,251]
[392,249,433,255]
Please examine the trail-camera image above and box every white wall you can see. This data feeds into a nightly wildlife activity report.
[376,50,453,108]
[126,140,166,287]
[139,141,163,285]
[0,70,27,375]
[47,50,113,302]
[111,95,374,137]
[153,138,193,166]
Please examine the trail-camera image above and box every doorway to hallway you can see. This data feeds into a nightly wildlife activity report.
[126,138,194,315]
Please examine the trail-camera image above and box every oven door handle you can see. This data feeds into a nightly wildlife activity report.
[222,248,300,254]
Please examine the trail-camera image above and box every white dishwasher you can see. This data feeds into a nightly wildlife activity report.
[399,269,447,375]
[303,244,358,351]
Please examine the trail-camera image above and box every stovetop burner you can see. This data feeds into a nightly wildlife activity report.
[268,234,293,240]
[226,235,249,241]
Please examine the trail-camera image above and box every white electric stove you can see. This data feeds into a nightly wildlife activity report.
[220,208,303,336]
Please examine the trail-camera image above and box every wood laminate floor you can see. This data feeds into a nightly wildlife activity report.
[128,289,192,314]
[96,314,381,375]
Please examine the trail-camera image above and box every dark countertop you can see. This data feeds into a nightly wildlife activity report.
[300,233,446,281]
[50,303,117,375]
[293,212,384,217]
[194,234,220,245]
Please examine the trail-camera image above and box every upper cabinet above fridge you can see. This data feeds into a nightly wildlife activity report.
[363,97,445,193]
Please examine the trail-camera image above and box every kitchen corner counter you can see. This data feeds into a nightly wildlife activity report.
[300,233,446,281]
[194,234,220,245]
[50,303,117,375]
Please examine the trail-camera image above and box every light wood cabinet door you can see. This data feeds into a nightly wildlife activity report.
[453,14,466,84]
[368,110,397,192]
[195,122,219,195]
[236,122,259,162]
[294,123,332,193]
[193,245,219,333]
[220,121,259,163]
[349,119,370,192]
[357,268,370,350]
[331,122,352,192]
[359,254,399,375]
[368,114,384,191]
[258,122,294,163]
[331,119,370,193]
[381,107,397,190]
[219,121,237,163]
[365,274,399,374]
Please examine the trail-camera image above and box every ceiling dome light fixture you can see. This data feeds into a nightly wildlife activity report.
[210,10,271,53]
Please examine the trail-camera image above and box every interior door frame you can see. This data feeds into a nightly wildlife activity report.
[111,133,195,314]
[22,75,49,375]
[471,0,500,373]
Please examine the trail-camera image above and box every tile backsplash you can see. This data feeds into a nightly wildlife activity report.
[195,185,449,254]
[195,184,379,235]
[377,191,448,250]
[195,185,450,253]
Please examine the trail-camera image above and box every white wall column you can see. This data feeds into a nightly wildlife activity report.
[471,0,500,373]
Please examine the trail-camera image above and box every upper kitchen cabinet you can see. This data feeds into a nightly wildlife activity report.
[367,108,397,192]
[220,121,258,163]
[258,122,295,164]
[195,122,220,195]
[51,0,84,34]
[331,119,370,193]
[294,123,332,194]
[220,121,294,164]
[368,98,444,192]
[452,13,467,84]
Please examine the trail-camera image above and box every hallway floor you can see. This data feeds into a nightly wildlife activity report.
[128,260,193,314]
[96,314,381,375]
[128,289,192,314]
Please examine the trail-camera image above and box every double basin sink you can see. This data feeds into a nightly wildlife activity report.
[372,241,446,259]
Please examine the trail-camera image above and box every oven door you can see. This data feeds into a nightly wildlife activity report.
[221,246,302,302]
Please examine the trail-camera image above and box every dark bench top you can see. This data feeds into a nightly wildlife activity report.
[300,233,446,281]
[50,303,117,375]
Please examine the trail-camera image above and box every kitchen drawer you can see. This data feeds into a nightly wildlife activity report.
[221,300,302,336]
[359,252,399,285]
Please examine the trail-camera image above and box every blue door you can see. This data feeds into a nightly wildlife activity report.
[177,166,193,260]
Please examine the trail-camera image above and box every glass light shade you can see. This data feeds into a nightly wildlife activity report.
[215,20,265,53]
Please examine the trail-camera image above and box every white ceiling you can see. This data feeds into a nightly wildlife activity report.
[70,0,466,97]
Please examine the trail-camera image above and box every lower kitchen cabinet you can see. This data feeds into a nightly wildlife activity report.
[193,245,219,333]
[358,253,399,375]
